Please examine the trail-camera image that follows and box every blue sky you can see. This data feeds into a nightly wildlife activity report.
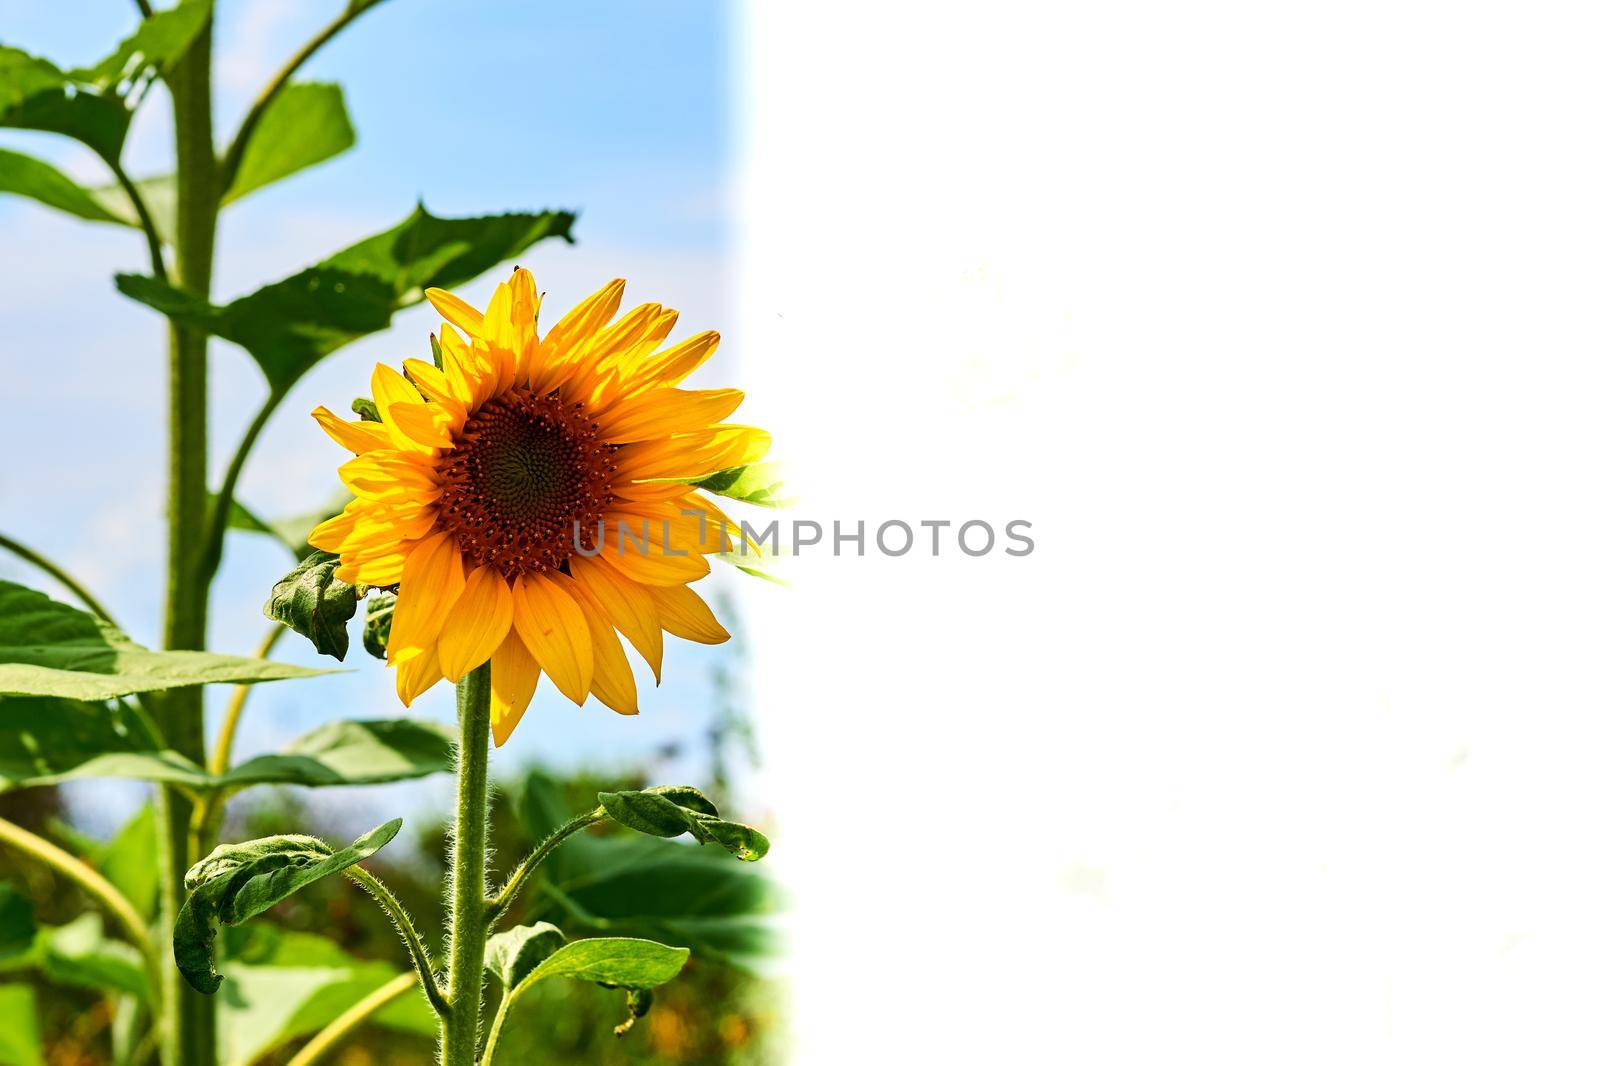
[0,0,742,832]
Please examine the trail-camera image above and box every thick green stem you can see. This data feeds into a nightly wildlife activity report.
[441,665,493,1066]
[158,13,220,1066]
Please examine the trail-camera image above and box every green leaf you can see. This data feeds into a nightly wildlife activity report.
[548,835,780,973]
[218,931,434,1066]
[598,788,770,861]
[224,82,354,203]
[94,806,159,919]
[485,921,566,988]
[229,494,349,560]
[0,697,453,792]
[116,204,576,393]
[0,46,130,162]
[30,915,147,1001]
[692,462,790,507]
[263,550,361,661]
[0,147,133,224]
[175,819,401,993]
[362,591,395,660]
[0,579,330,701]
[72,0,212,91]
[0,982,41,1066]
[88,172,176,243]
[484,938,689,1065]
[0,887,34,962]
[220,718,455,789]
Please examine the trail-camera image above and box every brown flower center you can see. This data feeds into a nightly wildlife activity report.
[434,388,615,577]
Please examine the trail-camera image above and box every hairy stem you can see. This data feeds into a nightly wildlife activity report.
[0,532,118,625]
[344,866,449,1017]
[485,808,605,924]
[158,11,220,1065]
[441,664,493,1066]
[284,972,416,1066]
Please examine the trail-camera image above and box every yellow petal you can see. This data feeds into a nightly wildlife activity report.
[649,583,730,644]
[557,574,638,715]
[395,644,444,707]
[426,287,485,337]
[387,532,466,663]
[440,324,493,408]
[597,388,745,444]
[372,364,432,453]
[511,572,594,705]
[387,401,455,449]
[437,565,514,682]
[634,330,720,391]
[312,406,391,454]
[569,555,663,682]
[308,506,360,552]
[532,279,625,392]
[592,520,711,586]
[490,632,541,746]
[402,359,468,423]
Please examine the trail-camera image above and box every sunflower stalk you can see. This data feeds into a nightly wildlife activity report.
[441,663,494,1064]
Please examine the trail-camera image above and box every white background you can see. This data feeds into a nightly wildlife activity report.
[740,2,1600,1061]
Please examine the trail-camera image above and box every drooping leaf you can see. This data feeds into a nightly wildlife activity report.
[175,820,401,993]
[71,0,212,91]
[116,204,576,393]
[0,697,453,792]
[263,550,361,661]
[225,82,354,203]
[0,46,130,162]
[0,982,41,1066]
[598,787,769,861]
[0,147,133,224]
[692,462,790,507]
[547,834,780,973]
[485,922,566,989]
[0,580,330,700]
[362,591,395,660]
[484,938,689,1064]
[0,886,34,962]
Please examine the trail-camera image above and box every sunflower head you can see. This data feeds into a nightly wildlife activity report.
[308,269,767,745]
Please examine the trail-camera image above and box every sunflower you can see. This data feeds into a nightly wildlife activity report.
[307,269,767,745]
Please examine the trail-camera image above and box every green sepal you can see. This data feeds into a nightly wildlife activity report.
[351,397,381,422]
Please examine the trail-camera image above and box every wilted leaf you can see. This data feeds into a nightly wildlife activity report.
[225,82,354,203]
[263,550,361,660]
[0,580,329,700]
[175,820,401,993]
[117,204,576,393]
[0,147,132,224]
[599,787,770,861]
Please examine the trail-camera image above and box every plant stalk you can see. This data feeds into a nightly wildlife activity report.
[284,972,417,1066]
[157,12,220,1066]
[441,664,493,1066]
